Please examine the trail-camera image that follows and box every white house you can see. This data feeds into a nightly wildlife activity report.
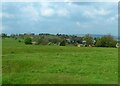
[116,43,120,48]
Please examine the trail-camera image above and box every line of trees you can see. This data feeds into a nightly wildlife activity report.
[1,33,118,47]
[95,35,117,47]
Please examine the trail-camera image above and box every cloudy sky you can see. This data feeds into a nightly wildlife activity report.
[1,2,118,36]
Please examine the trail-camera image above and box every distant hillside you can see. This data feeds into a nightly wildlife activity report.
[74,34,118,40]
[75,34,105,38]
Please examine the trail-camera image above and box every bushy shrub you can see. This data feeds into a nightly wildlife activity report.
[95,35,117,47]
[60,40,66,46]
[83,34,94,45]
[37,38,49,45]
[18,40,22,43]
[24,37,32,45]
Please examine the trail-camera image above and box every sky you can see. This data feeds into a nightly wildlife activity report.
[0,1,118,36]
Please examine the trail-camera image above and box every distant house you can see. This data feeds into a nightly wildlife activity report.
[82,40,96,44]
[32,41,37,45]
[77,44,80,47]
[116,43,120,48]
[93,40,96,44]
[82,40,86,44]
[66,39,71,43]
[77,44,84,47]
[80,40,95,47]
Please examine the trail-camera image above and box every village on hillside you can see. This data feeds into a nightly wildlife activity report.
[1,33,120,48]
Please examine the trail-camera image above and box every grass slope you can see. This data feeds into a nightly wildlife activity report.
[2,38,118,84]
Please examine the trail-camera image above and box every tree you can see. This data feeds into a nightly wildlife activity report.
[95,35,117,47]
[37,36,49,45]
[1,33,7,38]
[48,37,61,44]
[83,34,94,45]
[10,34,16,38]
[40,39,49,45]
[24,37,32,45]
[60,40,66,46]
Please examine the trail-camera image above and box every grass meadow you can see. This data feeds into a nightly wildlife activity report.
[2,38,118,84]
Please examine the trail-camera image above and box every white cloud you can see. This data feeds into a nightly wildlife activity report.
[40,2,50,8]
[21,5,39,21]
[57,9,69,16]
[97,9,110,15]
[39,2,70,17]
[0,25,2,33]
[0,13,2,18]
[0,12,14,19]
[20,2,55,18]
[76,21,89,28]
[0,25,8,32]
[76,21,81,26]
[107,14,118,21]
[20,2,70,18]
[37,2,55,17]
[40,7,55,17]
[83,8,111,19]
[2,0,119,2]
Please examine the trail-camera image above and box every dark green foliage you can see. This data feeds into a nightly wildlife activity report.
[83,34,94,45]
[95,35,117,47]
[18,40,21,43]
[1,33,7,38]
[39,39,49,45]
[49,37,61,44]
[18,34,24,39]
[15,37,17,40]
[71,37,83,44]
[37,36,49,45]
[10,34,16,38]
[60,40,66,46]
[24,37,32,45]
[11,51,15,54]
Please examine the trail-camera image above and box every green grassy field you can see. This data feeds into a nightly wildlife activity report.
[2,38,118,84]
